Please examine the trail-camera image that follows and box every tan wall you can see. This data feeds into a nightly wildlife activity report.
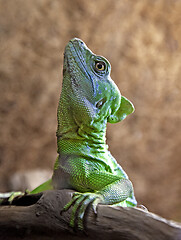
[0,0,181,221]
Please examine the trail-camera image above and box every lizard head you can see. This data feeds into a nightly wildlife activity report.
[63,38,134,127]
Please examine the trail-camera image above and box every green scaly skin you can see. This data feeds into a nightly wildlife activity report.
[0,38,137,230]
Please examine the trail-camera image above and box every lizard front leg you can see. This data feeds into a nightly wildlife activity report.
[61,171,135,230]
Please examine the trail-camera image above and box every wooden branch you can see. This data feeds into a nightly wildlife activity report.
[0,190,181,240]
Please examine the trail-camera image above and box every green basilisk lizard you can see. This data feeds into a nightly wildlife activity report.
[0,38,137,230]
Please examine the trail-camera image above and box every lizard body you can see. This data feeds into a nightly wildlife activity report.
[52,38,137,228]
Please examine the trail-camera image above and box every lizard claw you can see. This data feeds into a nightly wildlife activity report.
[61,192,103,230]
[92,198,100,215]
[77,196,101,230]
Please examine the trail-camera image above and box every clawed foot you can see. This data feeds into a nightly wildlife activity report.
[61,192,103,230]
[0,190,28,204]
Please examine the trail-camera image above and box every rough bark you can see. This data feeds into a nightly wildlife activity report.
[0,190,180,240]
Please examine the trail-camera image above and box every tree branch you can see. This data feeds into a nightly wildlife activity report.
[0,190,180,240]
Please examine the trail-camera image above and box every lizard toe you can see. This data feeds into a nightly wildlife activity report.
[69,195,85,228]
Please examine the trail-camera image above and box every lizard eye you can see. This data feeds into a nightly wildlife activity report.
[95,61,106,71]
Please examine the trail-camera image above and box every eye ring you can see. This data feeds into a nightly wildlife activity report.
[95,61,106,71]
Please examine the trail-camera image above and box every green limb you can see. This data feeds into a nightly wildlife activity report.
[62,172,135,230]
[99,178,134,205]
[86,171,134,206]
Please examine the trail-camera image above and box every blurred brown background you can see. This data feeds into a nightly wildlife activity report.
[0,0,181,222]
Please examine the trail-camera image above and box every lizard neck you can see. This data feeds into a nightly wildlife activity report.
[56,122,119,175]
[57,119,107,155]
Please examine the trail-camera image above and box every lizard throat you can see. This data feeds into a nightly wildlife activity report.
[57,123,107,156]
[57,137,109,161]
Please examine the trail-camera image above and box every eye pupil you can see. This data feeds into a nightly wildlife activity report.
[95,61,105,71]
[97,63,103,69]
